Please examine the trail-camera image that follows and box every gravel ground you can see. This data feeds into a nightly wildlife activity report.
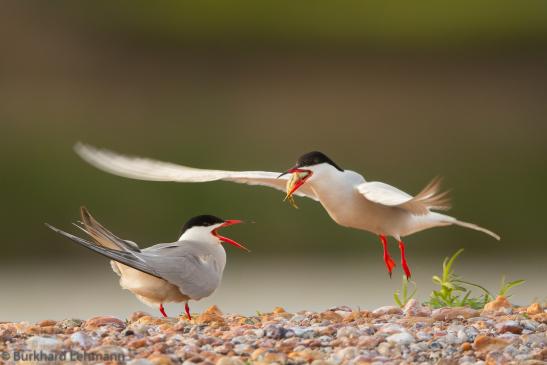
[0,297,545,365]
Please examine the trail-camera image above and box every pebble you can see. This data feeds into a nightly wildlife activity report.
[128,359,154,365]
[526,303,543,315]
[372,305,403,316]
[70,331,96,348]
[403,299,432,317]
[56,318,84,329]
[431,307,480,321]
[84,315,126,330]
[216,357,245,365]
[26,336,61,351]
[473,335,510,357]
[2,303,543,364]
[386,332,415,345]
[482,296,513,315]
[496,320,523,334]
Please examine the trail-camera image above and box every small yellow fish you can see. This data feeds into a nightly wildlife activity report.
[283,172,308,209]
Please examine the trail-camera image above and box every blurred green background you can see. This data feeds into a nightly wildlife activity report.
[0,1,546,319]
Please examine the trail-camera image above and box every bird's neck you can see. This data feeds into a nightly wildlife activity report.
[179,227,219,244]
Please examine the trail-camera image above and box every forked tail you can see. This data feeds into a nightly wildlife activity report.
[434,213,500,240]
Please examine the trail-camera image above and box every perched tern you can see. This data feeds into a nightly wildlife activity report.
[46,207,248,319]
[75,143,500,279]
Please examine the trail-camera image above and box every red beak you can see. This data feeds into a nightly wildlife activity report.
[280,168,313,197]
[212,219,250,252]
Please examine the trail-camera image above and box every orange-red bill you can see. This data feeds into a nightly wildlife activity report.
[213,220,250,252]
[285,168,313,198]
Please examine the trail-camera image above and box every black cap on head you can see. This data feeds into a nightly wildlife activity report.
[180,214,224,236]
[296,151,343,171]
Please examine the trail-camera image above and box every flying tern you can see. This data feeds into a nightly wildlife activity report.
[75,143,500,279]
[47,207,248,319]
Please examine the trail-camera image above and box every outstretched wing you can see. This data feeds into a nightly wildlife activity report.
[356,177,451,215]
[75,143,319,201]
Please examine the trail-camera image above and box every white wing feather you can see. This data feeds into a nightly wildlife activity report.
[357,177,451,215]
[75,143,318,201]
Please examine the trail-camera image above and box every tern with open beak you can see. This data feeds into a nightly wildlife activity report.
[75,143,499,279]
[46,207,248,319]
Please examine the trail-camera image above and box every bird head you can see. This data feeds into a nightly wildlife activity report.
[179,215,249,252]
[278,151,343,204]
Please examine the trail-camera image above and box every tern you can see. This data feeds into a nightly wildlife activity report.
[46,207,249,319]
[75,143,500,279]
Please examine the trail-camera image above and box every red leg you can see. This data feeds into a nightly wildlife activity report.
[379,235,396,277]
[159,303,168,318]
[185,302,192,321]
[398,240,411,279]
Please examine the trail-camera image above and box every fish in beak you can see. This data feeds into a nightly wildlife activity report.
[278,168,313,209]
[212,220,250,252]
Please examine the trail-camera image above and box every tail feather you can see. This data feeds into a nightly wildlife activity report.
[45,223,160,278]
[451,219,500,240]
[432,212,500,240]
[79,207,140,252]
[413,176,451,212]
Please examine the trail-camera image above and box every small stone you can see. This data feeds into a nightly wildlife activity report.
[473,335,510,357]
[70,331,96,348]
[128,338,148,349]
[84,316,126,330]
[378,323,406,334]
[431,307,480,321]
[292,327,315,338]
[496,320,523,334]
[377,342,392,356]
[263,352,287,363]
[148,355,174,365]
[197,307,225,325]
[372,306,403,316]
[527,303,543,315]
[482,296,513,315]
[234,343,253,355]
[90,345,127,356]
[522,319,539,331]
[311,361,335,365]
[461,342,472,351]
[386,331,415,345]
[37,320,57,327]
[0,325,16,341]
[129,311,152,322]
[26,336,61,351]
[403,299,431,317]
[264,324,286,339]
[321,311,343,322]
[204,305,223,316]
[128,360,154,365]
[56,318,84,329]
[457,326,479,343]
[134,316,172,326]
[216,357,245,365]
[336,326,359,338]
[273,307,286,314]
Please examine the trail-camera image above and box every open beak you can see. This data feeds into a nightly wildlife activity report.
[278,167,313,201]
[212,220,250,252]
[277,167,301,178]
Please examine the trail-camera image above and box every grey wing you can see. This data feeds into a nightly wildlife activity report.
[75,142,319,201]
[141,244,221,300]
